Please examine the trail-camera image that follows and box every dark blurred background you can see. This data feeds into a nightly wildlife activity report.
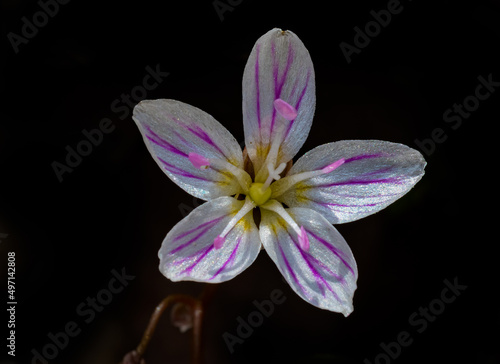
[1,0,498,363]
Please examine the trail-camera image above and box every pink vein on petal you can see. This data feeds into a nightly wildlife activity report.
[289,235,341,300]
[168,116,227,159]
[304,196,380,209]
[294,70,310,111]
[305,251,345,284]
[170,227,212,255]
[343,154,383,164]
[328,192,401,199]
[209,237,242,280]
[173,215,226,242]
[179,245,215,275]
[302,250,339,299]
[158,158,212,181]
[170,216,227,255]
[270,41,294,135]
[255,43,261,128]
[144,125,187,157]
[278,244,309,298]
[188,125,227,158]
[284,70,310,139]
[319,177,402,188]
[307,230,355,276]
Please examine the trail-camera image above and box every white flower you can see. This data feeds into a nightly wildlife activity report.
[132,28,426,316]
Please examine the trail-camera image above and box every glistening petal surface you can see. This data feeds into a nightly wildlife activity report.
[260,207,358,315]
[274,140,426,224]
[133,99,248,200]
[242,28,316,175]
[158,197,261,283]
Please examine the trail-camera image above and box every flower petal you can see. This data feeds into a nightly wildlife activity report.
[260,206,357,315]
[274,140,426,224]
[242,28,316,176]
[133,99,251,200]
[159,196,260,283]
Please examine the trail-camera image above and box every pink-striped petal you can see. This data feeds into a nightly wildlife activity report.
[242,28,316,175]
[133,99,250,200]
[275,140,426,224]
[159,197,261,283]
[260,207,358,315]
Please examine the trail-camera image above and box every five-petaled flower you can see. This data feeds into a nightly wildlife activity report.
[132,28,426,316]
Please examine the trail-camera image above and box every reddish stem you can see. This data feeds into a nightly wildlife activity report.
[127,284,218,364]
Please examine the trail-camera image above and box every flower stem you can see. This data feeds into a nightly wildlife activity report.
[127,284,218,364]
[135,294,197,357]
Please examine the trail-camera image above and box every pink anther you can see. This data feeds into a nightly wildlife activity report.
[188,152,210,170]
[273,98,298,121]
[321,158,345,174]
[213,235,225,249]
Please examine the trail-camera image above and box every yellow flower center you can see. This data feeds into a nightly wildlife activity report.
[248,182,272,206]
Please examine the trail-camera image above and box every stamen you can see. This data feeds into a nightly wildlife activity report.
[213,197,256,249]
[196,155,252,193]
[271,158,345,198]
[273,98,298,121]
[188,152,210,169]
[261,200,310,251]
[255,99,294,182]
[255,135,283,182]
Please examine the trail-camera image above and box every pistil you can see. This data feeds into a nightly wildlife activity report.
[262,162,286,190]
[248,162,286,206]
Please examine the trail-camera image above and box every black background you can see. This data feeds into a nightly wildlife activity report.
[1,0,498,363]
